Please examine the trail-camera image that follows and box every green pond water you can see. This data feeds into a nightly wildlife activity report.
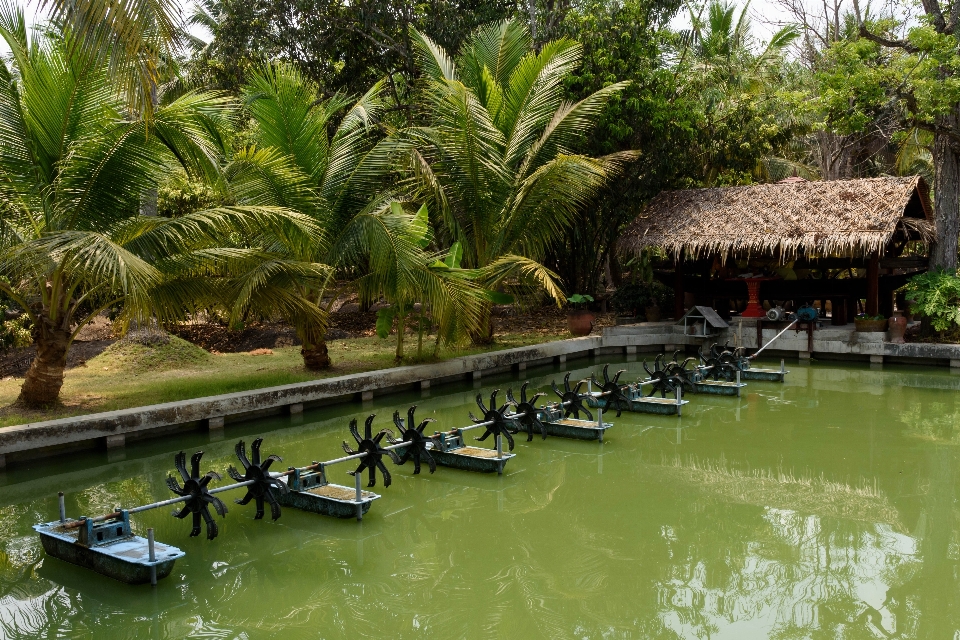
[1,357,960,639]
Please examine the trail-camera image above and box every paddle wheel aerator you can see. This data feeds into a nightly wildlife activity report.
[33,356,787,585]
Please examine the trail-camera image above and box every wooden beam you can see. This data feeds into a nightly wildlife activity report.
[674,252,684,320]
[830,298,847,326]
[866,254,880,316]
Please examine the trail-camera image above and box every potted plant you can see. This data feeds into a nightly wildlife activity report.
[566,294,596,336]
[854,313,887,332]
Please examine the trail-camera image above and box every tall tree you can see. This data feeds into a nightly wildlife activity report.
[552,0,799,294]
[221,63,486,365]
[819,0,960,269]
[188,0,515,96]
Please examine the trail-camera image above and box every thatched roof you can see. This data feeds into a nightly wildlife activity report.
[620,176,934,260]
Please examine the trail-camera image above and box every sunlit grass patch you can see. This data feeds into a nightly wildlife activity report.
[0,331,567,427]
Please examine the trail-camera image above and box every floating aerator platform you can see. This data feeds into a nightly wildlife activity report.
[34,509,184,585]
[424,391,516,474]
[586,365,689,416]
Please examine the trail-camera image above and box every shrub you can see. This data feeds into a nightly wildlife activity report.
[648,281,674,310]
[0,296,31,351]
[904,269,960,332]
[610,282,674,316]
[610,284,648,316]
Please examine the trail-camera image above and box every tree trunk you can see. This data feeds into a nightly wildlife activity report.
[301,341,331,370]
[470,304,495,346]
[395,311,406,362]
[527,0,537,43]
[19,322,70,407]
[929,113,960,271]
[816,131,855,180]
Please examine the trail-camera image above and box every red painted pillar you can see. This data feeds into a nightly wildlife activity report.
[866,253,879,316]
[673,251,684,320]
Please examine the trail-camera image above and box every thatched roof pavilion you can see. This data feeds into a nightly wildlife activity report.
[620,176,934,321]
[620,176,933,261]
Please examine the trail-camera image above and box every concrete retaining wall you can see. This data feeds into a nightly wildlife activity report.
[605,319,960,365]
[0,336,601,467]
[4,318,960,467]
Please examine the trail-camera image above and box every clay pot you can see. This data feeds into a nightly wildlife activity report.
[888,312,907,344]
[854,318,888,333]
[644,305,662,322]
[567,310,596,336]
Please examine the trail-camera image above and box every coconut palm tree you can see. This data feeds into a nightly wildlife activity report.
[222,62,486,367]
[0,15,307,406]
[400,19,638,342]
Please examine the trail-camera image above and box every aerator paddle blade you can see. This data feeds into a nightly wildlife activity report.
[551,373,593,420]
[166,450,228,540]
[506,382,547,442]
[643,358,684,398]
[228,438,288,521]
[468,389,515,451]
[591,364,631,417]
[387,406,437,474]
[342,415,400,488]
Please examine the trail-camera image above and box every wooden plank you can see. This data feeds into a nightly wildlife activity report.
[692,305,729,328]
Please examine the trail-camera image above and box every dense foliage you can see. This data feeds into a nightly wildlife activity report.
[905,270,960,333]
[8,0,960,405]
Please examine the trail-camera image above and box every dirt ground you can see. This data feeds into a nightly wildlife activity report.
[0,306,615,426]
[0,306,616,377]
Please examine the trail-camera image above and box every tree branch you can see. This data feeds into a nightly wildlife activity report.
[851,0,918,52]
[921,0,947,32]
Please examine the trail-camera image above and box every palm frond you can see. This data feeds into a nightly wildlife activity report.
[409,27,457,82]
[477,254,565,304]
[459,19,531,89]
[38,0,183,119]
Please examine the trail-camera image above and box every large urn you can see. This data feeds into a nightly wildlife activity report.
[888,311,907,344]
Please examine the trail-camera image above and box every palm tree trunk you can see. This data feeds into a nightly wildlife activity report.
[301,341,331,370]
[395,310,407,361]
[19,320,70,407]
[470,303,495,345]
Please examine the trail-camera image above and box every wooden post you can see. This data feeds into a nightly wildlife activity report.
[830,298,847,326]
[673,251,684,321]
[866,253,880,316]
[880,280,895,318]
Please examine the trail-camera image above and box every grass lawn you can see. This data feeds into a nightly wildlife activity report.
[0,331,570,428]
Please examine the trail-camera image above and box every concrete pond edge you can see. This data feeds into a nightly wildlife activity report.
[5,320,960,468]
[0,336,606,467]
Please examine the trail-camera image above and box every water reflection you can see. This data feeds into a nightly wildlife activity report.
[0,359,959,637]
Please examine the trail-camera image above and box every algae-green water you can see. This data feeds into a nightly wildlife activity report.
[2,357,959,639]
